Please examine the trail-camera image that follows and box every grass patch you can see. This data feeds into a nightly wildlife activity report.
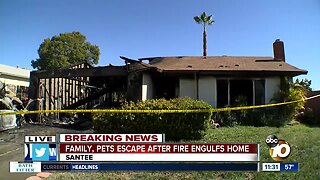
[48,124,320,180]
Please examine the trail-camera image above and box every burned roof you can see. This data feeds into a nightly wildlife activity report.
[120,56,155,72]
[137,56,307,76]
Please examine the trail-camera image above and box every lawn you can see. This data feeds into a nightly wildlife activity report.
[48,124,320,180]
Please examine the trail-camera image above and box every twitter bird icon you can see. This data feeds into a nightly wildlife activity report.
[35,148,46,157]
[32,144,49,161]
[25,144,56,161]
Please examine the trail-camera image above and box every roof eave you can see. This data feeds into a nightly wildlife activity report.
[157,69,308,76]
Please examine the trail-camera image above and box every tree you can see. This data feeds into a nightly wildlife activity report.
[194,12,214,57]
[294,78,312,92]
[31,32,100,70]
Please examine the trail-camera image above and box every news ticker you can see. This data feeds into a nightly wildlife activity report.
[12,134,300,173]
[10,162,299,172]
[25,143,258,162]
[10,162,260,172]
[20,134,299,172]
[24,134,259,162]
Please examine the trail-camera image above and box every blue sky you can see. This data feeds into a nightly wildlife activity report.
[0,0,319,89]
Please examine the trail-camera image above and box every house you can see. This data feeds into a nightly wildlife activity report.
[0,64,30,99]
[28,39,307,120]
[28,61,128,117]
[0,64,30,130]
[305,90,320,123]
[123,39,307,107]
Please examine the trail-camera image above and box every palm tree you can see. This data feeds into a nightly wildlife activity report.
[194,12,214,57]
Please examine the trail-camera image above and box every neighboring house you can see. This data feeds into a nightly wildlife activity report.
[0,64,30,99]
[124,39,307,107]
[305,90,320,122]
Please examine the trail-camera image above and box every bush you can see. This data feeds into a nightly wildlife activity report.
[296,108,318,125]
[215,107,293,127]
[213,110,237,127]
[242,79,307,127]
[92,98,212,141]
[213,95,249,127]
[268,78,307,126]
[214,78,307,127]
[246,107,291,127]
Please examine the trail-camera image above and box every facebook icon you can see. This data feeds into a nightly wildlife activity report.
[25,144,57,161]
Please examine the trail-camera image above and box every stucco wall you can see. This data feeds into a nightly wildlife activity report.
[0,64,30,87]
[142,73,153,101]
[179,78,195,99]
[199,76,216,107]
[265,77,280,103]
[0,77,29,87]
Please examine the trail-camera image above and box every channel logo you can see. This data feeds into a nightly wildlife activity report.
[24,144,57,161]
[265,135,291,162]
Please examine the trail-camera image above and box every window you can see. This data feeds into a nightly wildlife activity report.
[216,79,265,107]
[16,85,29,99]
[230,80,253,106]
[254,80,265,105]
[217,80,228,108]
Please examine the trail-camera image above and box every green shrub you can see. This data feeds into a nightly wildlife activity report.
[213,110,237,127]
[296,108,318,126]
[268,78,307,126]
[242,79,307,127]
[213,95,249,126]
[214,78,307,127]
[246,107,291,127]
[92,98,212,141]
[215,107,292,128]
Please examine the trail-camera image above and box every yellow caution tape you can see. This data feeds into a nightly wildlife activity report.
[0,94,319,116]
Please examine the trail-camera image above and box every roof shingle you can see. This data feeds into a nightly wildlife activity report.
[139,56,307,76]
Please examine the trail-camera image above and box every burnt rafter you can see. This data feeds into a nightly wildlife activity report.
[66,77,90,84]
[64,87,108,109]
[120,56,140,64]
[31,66,128,79]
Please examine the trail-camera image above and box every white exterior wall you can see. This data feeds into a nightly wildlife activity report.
[0,64,30,87]
[265,77,281,103]
[179,78,195,99]
[142,73,153,101]
[0,78,29,87]
[198,76,216,107]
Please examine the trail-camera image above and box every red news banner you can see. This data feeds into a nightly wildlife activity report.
[60,134,164,143]
[59,134,258,162]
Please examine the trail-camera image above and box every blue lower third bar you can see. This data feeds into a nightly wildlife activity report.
[280,163,299,172]
[100,163,258,171]
[42,163,101,171]
[41,163,258,171]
